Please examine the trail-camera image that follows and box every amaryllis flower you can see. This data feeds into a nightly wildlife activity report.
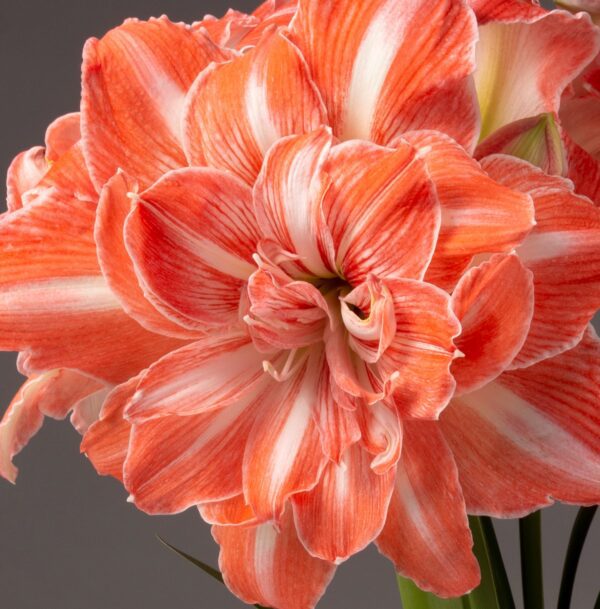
[2,0,600,608]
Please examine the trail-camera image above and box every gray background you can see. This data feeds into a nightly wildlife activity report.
[0,1,597,608]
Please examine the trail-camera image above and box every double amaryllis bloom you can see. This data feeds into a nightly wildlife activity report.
[2,0,600,607]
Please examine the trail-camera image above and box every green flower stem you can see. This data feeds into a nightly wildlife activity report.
[396,517,515,609]
[556,506,597,609]
[519,511,545,609]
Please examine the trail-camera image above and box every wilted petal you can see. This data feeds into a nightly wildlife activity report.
[199,494,258,526]
[1,370,104,482]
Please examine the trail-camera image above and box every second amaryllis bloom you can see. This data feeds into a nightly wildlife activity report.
[1,0,600,608]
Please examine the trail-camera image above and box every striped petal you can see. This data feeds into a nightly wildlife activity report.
[376,421,479,598]
[124,168,259,330]
[82,17,227,190]
[0,198,185,383]
[404,131,535,290]
[293,443,395,563]
[475,10,600,141]
[375,279,460,420]
[214,507,336,609]
[254,128,335,278]
[124,392,261,514]
[469,0,545,23]
[81,374,140,482]
[482,155,600,366]
[1,370,104,482]
[323,139,440,284]
[95,171,196,338]
[560,94,600,205]
[451,254,534,395]
[125,332,266,421]
[243,352,327,521]
[290,0,479,150]
[442,327,600,516]
[183,31,327,185]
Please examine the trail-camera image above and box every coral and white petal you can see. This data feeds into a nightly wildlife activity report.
[376,421,480,598]
[1,370,104,482]
[475,11,600,140]
[290,0,479,150]
[44,112,81,162]
[323,139,440,284]
[125,332,266,421]
[0,198,185,383]
[451,254,534,394]
[95,171,196,338]
[184,31,327,185]
[124,168,259,329]
[293,443,395,563]
[375,279,460,420]
[243,353,327,521]
[214,507,336,609]
[6,147,47,212]
[442,327,600,516]
[82,17,227,190]
[482,155,600,366]
[404,131,535,290]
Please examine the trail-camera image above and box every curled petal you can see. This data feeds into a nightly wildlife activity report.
[44,112,81,162]
[82,17,227,190]
[1,370,104,482]
[124,168,259,330]
[199,495,258,526]
[375,279,460,420]
[451,254,534,395]
[214,507,336,609]
[323,139,440,284]
[475,10,600,140]
[6,147,47,212]
[81,374,140,482]
[184,31,327,185]
[341,276,396,364]
[290,0,479,150]
[564,134,600,206]
[404,130,535,290]
[376,421,480,598]
[482,155,600,366]
[292,443,395,563]
[246,265,330,351]
[442,327,600,516]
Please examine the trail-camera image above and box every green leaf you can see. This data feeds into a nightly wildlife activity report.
[397,517,515,609]
[156,535,269,609]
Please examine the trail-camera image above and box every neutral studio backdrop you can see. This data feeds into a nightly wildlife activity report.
[0,1,598,608]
